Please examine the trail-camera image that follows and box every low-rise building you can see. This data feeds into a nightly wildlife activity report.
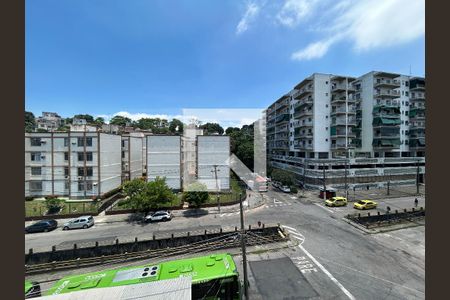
[25,132,121,199]
[35,112,63,132]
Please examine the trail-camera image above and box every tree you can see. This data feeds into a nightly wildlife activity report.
[25,111,36,132]
[225,127,240,135]
[200,123,224,135]
[182,182,209,208]
[271,169,294,186]
[73,114,94,123]
[94,117,105,125]
[36,128,48,133]
[110,115,132,126]
[44,197,65,214]
[169,119,184,134]
[123,177,174,214]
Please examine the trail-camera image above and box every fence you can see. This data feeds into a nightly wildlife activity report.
[346,207,425,229]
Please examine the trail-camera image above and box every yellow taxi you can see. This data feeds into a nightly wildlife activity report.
[325,196,348,207]
[353,200,377,210]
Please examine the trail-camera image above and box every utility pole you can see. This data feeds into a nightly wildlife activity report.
[211,165,221,214]
[416,159,420,195]
[323,163,327,201]
[239,193,249,299]
[387,173,390,196]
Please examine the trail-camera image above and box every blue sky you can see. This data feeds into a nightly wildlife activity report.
[26,0,425,124]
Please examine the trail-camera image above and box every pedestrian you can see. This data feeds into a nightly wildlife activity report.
[414,198,418,208]
[386,206,391,213]
[258,221,261,228]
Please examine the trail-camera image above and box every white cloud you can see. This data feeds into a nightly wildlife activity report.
[236,2,260,34]
[276,0,321,27]
[290,0,425,60]
[291,37,337,61]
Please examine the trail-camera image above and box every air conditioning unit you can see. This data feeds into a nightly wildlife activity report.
[41,156,46,159]
[40,140,47,144]
[78,177,83,180]
[65,176,69,179]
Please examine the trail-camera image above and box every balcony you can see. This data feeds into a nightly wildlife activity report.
[372,138,401,149]
[275,113,289,124]
[331,96,355,104]
[331,131,356,138]
[409,138,425,148]
[294,97,313,109]
[375,90,400,98]
[331,143,354,150]
[374,78,401,88]
[331,107,356,115]
[410,83,425,91]
[331,118,357,126]
[410,93,425,101]
[293,86,313,99]
[331,83,355,93]
[294,121,314,128]
[294,109,313,118]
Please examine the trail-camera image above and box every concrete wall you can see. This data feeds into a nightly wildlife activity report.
[147,136,181,190]
[313,73,332,153]
[99,133,122,196]
[197,136,230,191]
[129,136,144,179]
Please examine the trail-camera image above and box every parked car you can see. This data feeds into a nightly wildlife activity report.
[144,211,172,223]
[325,196,348,207]
[353,200,377,210]
[63,216,94,230]
[25,219,58,233]
[280,185,291,193]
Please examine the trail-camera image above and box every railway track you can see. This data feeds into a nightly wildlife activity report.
[26,232,285,275]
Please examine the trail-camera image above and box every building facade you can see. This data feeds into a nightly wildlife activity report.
[267,71,426,189]
[25,132,122,199]
[35,112,63,132]
[196,136,230,191]
[121,133,144,182]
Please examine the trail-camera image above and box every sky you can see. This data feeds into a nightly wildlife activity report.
[26,0,425,126]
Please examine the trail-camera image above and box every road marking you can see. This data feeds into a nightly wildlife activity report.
[273,198,283,204]
[313,203,335,213]
[298,243,356,300]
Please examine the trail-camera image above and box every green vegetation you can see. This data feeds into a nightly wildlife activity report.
[110,115,132,126]
[182,182,210,208]
[121,177,175,213]
[25,111,36,133]
[25,200,99,217]
[271,168,294,186]
[200,122,224,135]
[227,124,254,170]
[44,197,65,214]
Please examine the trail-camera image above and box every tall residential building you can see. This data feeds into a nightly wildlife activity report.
[25,132,122,199]
[35,112,63,132]
[121,133,144,182]
[267,71,425,189]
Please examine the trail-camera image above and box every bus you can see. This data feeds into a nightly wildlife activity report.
[28,253,240,300]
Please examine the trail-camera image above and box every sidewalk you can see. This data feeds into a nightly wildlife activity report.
[25,190,266,226]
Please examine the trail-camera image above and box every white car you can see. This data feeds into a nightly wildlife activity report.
[144,211,172,223]
[280,186,291,193]
[63,216,94,230]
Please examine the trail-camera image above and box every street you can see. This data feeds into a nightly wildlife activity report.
[25,188,425,299]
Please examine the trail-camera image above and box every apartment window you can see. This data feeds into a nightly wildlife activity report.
[77,137,93,147]
[78,167,93,177]
[308,118,311,122]
[326,127,328,130]
[402,120,405,125]
[64,138,69,147]
[30,152,41,161]
[325,81,328,84]
[405,121,409,125]
[64,167,69,176]
[31,167,41,176]
[325,138,328,142]
[325,104,328,108]
[325,93,328,96]
[30,138,41,146]
[402,80,405,85]
[64,181,70,190]
[77,152,93,161]
[29,181,43,192]
[78,181,93,192]
[402,91,404,96]
[308,140,312,144]
[405,91,409,96]
[64,152,69,161]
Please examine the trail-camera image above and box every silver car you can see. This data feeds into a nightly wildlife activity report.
[144,211,172,223]
[63,216,94,230]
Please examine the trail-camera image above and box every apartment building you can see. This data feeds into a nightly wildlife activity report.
[35,112,63,132]
[267,71,425,189]
[25,132,122,199]
[121,133,144,182]
[197,136,230,191]
[146,135,182,190]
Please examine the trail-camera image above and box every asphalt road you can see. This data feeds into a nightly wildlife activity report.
[25,189,425,299]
